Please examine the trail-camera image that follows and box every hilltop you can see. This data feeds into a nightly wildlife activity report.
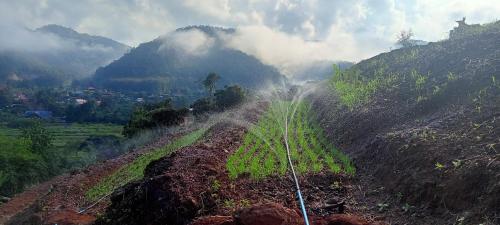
[91,26,286,97]
[0,25,129,87]
[311,20,500,224]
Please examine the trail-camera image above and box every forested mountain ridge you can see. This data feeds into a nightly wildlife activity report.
[0,25,129,87]
[91,26,286,94]
[36,24,129,52]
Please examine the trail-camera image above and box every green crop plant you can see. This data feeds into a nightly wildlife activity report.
[240,199,251,207]
[330,65,398,109]
[411,70,428,90]
[226,100,355,180]
[211,179,221,192]
[223,199,236,209]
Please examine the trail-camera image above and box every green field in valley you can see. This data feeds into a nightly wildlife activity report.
[0,123,123,150]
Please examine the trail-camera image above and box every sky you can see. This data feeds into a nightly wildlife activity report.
[1,0,500,74]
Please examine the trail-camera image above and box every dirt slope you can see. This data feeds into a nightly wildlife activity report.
[309,22,500,225]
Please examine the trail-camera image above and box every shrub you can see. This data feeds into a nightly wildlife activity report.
[191,98,215,116]
[123,99,188,138]
[191,85,246,115]
[215,85,246,110]
[0,135,48,196]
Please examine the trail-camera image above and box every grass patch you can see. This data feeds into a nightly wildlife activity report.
[85,128,206,201]
[330,65,398,109]
[226,100,354,179]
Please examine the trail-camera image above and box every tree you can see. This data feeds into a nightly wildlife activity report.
[214,85,246,110]
[0,88,11,108]
[0,135,46,196]
[34,89,62,114]
[202,73,220,96]
[21,121,54,155]
[190,98,214,116]
[397,29,415,48]
[122,99,188,138]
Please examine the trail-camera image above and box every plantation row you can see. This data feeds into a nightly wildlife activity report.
[0,123,123,150]
[226,101,355,179]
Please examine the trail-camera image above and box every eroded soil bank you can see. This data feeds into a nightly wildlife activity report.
[309,81,499,225]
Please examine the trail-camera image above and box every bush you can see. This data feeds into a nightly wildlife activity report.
[0,88,11,108]
[123,99,188,138]
[0,121,62,196]
[215,85,245,110]
[191,85,246,115]
[0,136,47,196]
[190,98,214,115]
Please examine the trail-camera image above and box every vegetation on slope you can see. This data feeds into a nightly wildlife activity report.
[315,20,500,224]
[122,99,188,138]
[226,100,354,179]
[86,128,207,201]
[0,122,123,196]
[92,26,286,95]
[1,25,129,88]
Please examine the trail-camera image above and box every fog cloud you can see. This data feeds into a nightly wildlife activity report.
[2,0,500,76]
[222,25,379,76]
[0,22,65,52]
[159,29,215,56]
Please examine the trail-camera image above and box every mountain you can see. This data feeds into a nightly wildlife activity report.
[91,26,286,96]
[0,25,130,87]
[35,24,130,77]
[312,21,500,223]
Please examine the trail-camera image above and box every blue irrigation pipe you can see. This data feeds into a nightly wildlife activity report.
[284,105,310,225]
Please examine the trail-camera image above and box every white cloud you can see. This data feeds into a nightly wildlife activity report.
[183,0,231,21]
[1,0,500,75]
[223,25,338,75]
[159,29,215,56]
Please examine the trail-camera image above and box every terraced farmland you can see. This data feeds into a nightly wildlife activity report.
[226,101,355,179]
[0,123,123,150]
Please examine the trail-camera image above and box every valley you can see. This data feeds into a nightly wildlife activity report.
[1,3,499,225]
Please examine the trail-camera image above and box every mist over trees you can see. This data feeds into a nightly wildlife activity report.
[0,25,130,88]
[396,29,415,48]
[91,26,286,97]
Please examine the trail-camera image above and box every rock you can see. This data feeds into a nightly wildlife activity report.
[234,203,303,225]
